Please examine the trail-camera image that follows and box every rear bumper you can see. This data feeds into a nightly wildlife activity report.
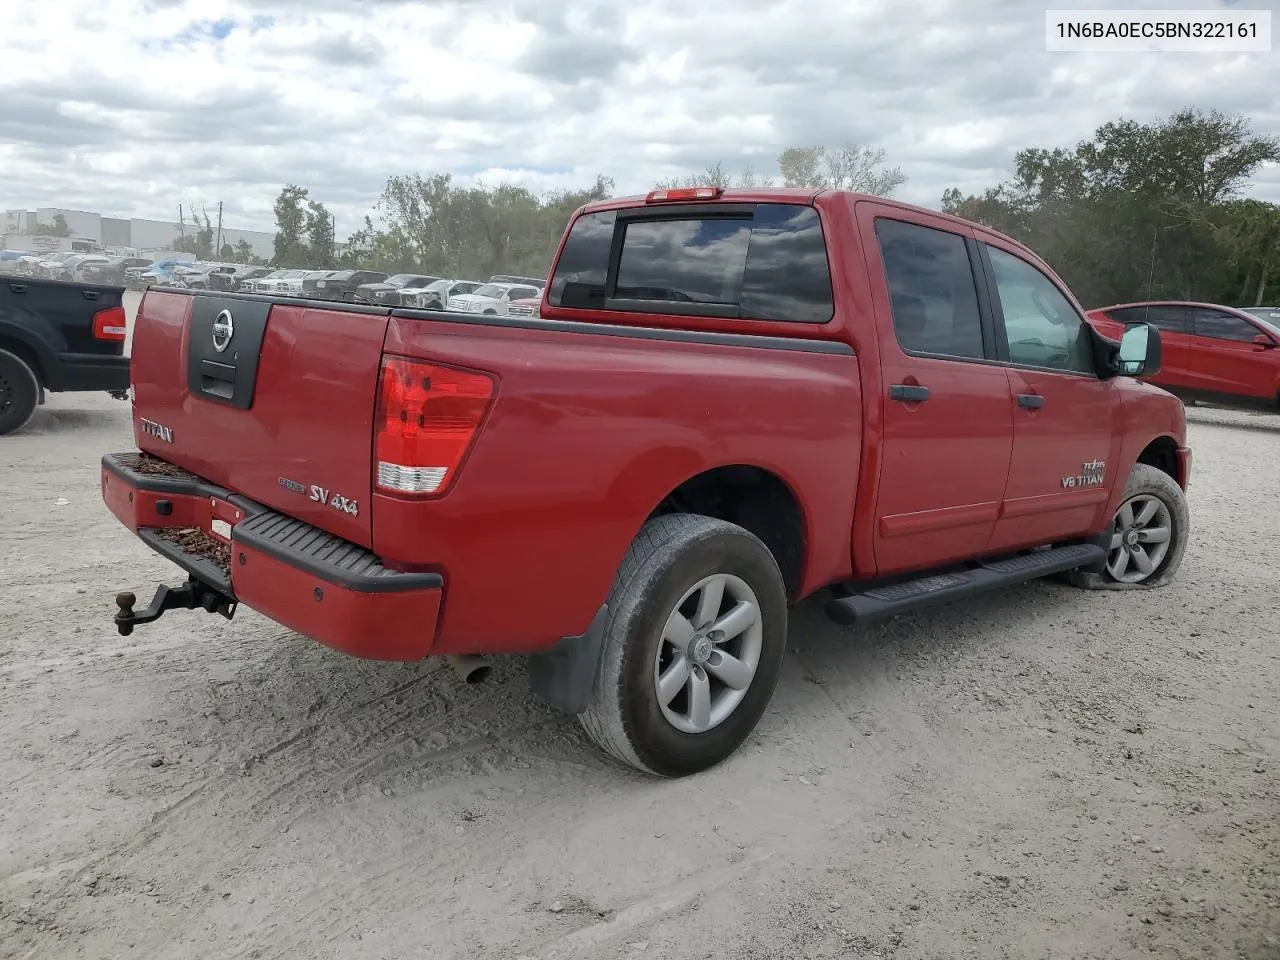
[101,452,443,660]
[50,353,131,392]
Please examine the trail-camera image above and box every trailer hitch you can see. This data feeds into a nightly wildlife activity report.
[114,576,237,636]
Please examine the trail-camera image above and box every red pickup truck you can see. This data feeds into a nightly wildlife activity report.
[102,187,1192,777]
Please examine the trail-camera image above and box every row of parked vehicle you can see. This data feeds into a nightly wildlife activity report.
[0,253,550,319]
[232,268,547,317]
[146,263,548,317]
[1,250,159,284]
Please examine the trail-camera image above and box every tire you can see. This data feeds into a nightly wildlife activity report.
[1065,463,1189,591]
[0,348,40,436]
[578,513,788,777]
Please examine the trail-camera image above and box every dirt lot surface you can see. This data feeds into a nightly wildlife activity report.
[1,292,1277,959]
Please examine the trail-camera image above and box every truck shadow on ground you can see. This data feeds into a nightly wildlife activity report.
[132,573,1072,810]
[38,573,1106,939]
[21,406,124,434]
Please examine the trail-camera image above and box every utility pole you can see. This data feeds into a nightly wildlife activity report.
[215,201,223,257]
[331,211,336,264]
[178,204,185,239]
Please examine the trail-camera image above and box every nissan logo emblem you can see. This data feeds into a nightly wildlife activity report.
[212,309,234,353]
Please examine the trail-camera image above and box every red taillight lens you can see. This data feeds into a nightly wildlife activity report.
[373,355,494,497]
[92,305,128,341]
[645,187,723,203]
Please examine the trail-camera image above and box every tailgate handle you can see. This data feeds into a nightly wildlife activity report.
[80,289,100,301]
[7,282,25,294]
[199,359,236,399]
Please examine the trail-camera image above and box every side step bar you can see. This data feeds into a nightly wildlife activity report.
[825,543,1106,627]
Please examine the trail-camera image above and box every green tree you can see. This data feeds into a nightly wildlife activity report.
[305,199,335,268]
[939,107,1280,307]
[654,144,904,196]
[232,239,263,265]
[342,172,613,279]
[173,210,215,259]
[273,184,310,266]
[654,162,768,190]
[1211,199,1280,306]
[777,144,906,194]
[34,214,72,237]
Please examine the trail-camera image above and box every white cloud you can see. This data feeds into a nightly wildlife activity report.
[0,0,1276,239]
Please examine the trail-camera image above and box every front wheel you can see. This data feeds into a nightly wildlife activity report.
[0,348,40,436]
[1066,463,1189,590]
[578,513,788,777]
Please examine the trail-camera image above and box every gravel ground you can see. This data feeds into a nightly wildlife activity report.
[0,293,1277,959]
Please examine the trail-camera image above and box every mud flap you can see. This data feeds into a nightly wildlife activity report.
[527,604,609,715]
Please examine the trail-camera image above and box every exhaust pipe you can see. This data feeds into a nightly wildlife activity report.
[446,654,492,684]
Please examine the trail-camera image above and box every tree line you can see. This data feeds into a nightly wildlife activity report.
[268,143,911,279]
[941,107,1279,308]
[268,107,1279,309]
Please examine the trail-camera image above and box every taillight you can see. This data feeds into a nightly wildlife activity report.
[646,187,723,202]
[373,355,494,497]
[92,305,128,341]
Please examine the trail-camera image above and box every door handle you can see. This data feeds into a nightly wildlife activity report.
[8,283,26,294]
[888,384,930,402]
[1017,393,1045,409]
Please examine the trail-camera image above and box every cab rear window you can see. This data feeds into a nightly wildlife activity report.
[548,202,834,323]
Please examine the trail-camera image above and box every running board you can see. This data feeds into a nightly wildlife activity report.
[825,543,1106,627]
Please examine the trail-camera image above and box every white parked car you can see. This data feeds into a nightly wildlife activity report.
[447,282,542,315]
[403,278,484,310]
[255,269,311,294]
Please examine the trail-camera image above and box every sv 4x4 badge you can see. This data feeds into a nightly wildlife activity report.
[277,476,359,517]
[309,484,359,517]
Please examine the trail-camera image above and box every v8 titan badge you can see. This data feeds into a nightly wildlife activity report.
[1062,459,1106,489]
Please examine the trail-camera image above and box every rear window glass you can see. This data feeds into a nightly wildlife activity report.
[548,203,833,323]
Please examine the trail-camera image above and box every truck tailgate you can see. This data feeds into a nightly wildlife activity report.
[129,290,388,548]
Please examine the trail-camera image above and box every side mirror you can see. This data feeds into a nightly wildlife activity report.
[1115,322,1162,377]
[1253,333,1276,350]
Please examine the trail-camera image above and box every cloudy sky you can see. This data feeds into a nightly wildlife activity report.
[1,0,1277,239]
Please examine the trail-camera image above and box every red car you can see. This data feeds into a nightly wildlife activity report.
[102,187,1191,776]
[1087,301,1280,410]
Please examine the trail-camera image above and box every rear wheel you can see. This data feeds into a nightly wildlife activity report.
[578,513,788,777]
[1066,463,1188,590]
[0,348,39,436]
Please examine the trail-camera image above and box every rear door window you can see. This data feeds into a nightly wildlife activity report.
[1191,307,1258,342]
[874,218,986,361]
[1108,305,1190,333]
[547,203,834,323]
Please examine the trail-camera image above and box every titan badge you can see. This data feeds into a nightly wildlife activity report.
[1061,459,1106,488]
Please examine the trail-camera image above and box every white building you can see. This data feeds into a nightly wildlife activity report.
[35,207,101,240]
[3,206,276,259]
